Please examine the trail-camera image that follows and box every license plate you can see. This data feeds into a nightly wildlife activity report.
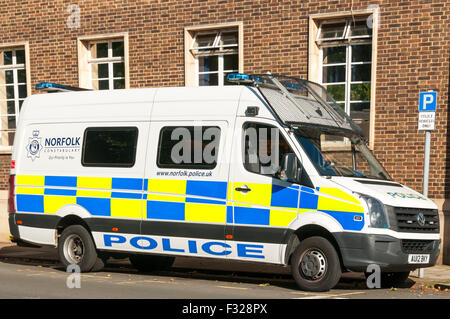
[408,254,430,264]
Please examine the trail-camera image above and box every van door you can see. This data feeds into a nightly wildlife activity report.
[227,118,303,263]
[141,121,232,258]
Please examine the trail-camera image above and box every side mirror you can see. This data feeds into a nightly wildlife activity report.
[280,153,302,183]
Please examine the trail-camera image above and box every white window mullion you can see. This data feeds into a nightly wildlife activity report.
[12,51,19,128]
[108,62,114,90]
[218,55,224,86]
[345,44,351,115]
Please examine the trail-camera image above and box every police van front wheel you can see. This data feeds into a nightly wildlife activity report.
[58,225,103,272]
[291,236,342,292]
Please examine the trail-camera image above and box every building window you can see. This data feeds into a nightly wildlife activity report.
[78,33,129,90]
[0,48,27,147]
[317,18,373,139]
[88,40,125,90]
[189,30,239,86]
[185,23,243,87]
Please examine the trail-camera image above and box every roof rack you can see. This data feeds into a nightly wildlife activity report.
[35,82,92,93]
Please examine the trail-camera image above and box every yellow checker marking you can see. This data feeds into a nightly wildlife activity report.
[318,187,361,205]
[269,209,298,227]
[77,177,112,189]
[317,196,364,213]
[111,198,142,219]
[17,175,45,186]
[148,179,186,195]
[185,202,226,223]
[77,190,111,198]
[16,187,44,195]
[232,183,271,207]
[44,196,76,214]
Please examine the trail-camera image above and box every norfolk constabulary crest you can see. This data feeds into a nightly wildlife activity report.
[26,130,43,161]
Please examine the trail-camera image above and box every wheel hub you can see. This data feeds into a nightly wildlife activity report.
[299,249,327,281]
[64,234,85,264]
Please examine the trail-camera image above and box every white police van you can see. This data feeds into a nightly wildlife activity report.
[8,74,440,291]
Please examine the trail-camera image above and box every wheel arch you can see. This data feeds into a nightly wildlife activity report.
[284,223,344,271]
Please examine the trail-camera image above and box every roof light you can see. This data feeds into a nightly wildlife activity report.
[226,73,253,84]
[35,82,91,93]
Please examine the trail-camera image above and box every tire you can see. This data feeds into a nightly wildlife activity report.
[129,254,175,272]
[291,236,342,292]
[58,225,102,272]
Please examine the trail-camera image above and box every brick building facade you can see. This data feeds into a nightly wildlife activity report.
[0,0,449,261]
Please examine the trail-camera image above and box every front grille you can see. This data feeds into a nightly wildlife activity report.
[401,239,435,253]
[392,207,439,233]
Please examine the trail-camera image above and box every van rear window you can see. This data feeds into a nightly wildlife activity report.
[82,127,138,167]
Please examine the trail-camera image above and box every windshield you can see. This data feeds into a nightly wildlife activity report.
[295,128,391,180]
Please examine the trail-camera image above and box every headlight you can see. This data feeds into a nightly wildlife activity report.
[361,196,389,229]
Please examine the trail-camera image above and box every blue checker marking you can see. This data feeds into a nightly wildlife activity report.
[299,190,318,209]
[226,206,233,223]
[77,197,111,216]
[234,206,270,226]
[112,178,144,191]
[186,180,227,199]
[271,185,298,208]
[147,201,185,221]
[45,176,77,187]
[111,192,143,200]
[16,194,44,213]
[322,210,365,231]
[301,186,316,194]
[44,188,77,196]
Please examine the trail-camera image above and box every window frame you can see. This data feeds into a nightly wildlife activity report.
[309,9,379,149]
[184,22,244,87]
[81,126,139,168]
[191,30,239,87]
[87,39,125,90]
[0,42,30,151]
[77,33,129,90]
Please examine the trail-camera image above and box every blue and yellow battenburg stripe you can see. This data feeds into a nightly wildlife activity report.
[15,175,365,231]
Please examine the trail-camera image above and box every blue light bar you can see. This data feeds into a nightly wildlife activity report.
[226,73,254,84]
[35,82,91,92]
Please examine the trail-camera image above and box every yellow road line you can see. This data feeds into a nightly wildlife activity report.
[217,285,249,290]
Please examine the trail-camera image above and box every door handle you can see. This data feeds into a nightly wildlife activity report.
[235,185,251,193]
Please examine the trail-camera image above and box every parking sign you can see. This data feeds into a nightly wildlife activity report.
[419,92,437,112]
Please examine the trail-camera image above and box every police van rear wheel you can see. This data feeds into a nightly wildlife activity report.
[291,236,341,292]
[129,255,175,272]
[58,225,101,272]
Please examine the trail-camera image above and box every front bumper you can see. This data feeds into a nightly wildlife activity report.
[333,232,440,272]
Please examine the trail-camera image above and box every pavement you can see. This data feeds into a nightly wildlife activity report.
[0,240,449,291]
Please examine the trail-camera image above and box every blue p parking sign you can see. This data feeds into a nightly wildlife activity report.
[419,92,437,112]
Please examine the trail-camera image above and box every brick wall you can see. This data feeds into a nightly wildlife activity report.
[0,0,448,201]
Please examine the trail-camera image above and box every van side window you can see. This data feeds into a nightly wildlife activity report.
[157,126,221,169]
[82,127,138,167]
[243,122,294,178]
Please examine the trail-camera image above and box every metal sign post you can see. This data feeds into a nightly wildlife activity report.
[417,91,437,278]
